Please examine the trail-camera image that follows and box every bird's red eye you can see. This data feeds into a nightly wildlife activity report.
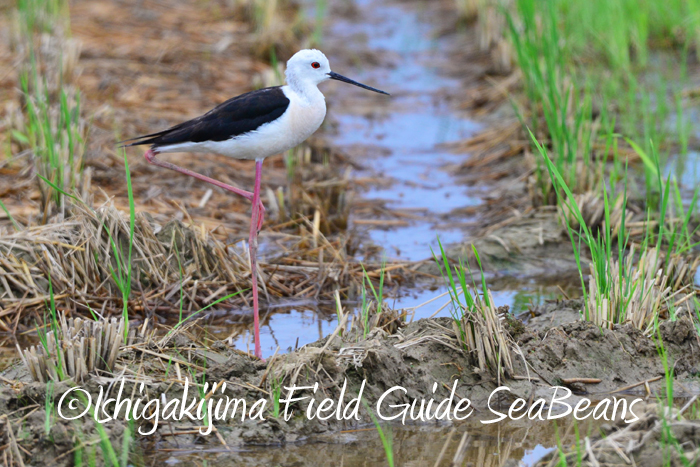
[311,62,320,69]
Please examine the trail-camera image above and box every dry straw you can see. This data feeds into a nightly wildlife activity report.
[17,315,148,383]
[454,290,514,378]
[557,191,633,240]
[587,247,694,334]
[0,200,248,315]
[0,197,391,323]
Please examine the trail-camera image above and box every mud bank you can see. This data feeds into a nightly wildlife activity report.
[1,310,699,464]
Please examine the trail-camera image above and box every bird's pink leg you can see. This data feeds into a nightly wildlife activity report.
[144,149,265,230]
[144,149,265,358]
[249,159,264,359]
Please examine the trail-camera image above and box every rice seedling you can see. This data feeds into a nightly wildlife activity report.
[506,0,600,203]
[352,263,406,338]
[11,0,86,218]
[432,240,514,377]
[586,245,674,333]
[44,380,54,436]
[120,419,136,467]
[362,262,385,311]
[15,0,67,39]
[359,279,370,338]
[363,400,394,467]
[552,423,567,467]
[501,0,698,206]
[68,389,123,467]
[656,328,674,411]
[14,64,86,217]
[533,131,694,333]
[111,149,136,342]
[270,376,283,418]
[628,139,700,289]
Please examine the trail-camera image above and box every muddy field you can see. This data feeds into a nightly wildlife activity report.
[2,311,699,466]
[1,0,700,465]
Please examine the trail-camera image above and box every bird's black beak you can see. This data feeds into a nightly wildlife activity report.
[328,71,390,95]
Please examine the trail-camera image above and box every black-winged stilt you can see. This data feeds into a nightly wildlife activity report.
[120,49,389,359]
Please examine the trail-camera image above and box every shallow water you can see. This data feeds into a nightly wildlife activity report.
[156,413,610,467]
[326,1,483,262]
[218,282,563,356]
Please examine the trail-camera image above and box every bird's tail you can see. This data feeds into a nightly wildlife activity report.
[116,129,171,148]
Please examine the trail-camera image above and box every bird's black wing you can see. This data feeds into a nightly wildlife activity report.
[119,86,290,148]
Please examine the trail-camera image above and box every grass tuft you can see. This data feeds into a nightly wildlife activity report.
[433,240,514,377]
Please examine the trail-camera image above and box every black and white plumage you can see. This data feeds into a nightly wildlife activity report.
[119,49,388,360]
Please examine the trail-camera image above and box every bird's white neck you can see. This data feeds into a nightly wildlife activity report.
[285,79,325,106]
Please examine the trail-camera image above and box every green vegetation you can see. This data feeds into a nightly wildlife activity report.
[270,376,283,418]
[506,0,599,203]
[362,263,385,309]
[15,66,85,214]
[13,0,86,217]
[492,0,700,337]
[533,130,695,333]
[363,400,394,467]
[37,273,66,380]
[114,150,136,341]
[505,0,700,202]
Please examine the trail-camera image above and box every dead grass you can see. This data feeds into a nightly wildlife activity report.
[558,191,634,240]
[0,196,412,331]
[18,314,149,383]
[453,291,515,378]
[587,247,694,334]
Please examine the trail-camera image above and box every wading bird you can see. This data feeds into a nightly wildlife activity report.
[120,49,389,359]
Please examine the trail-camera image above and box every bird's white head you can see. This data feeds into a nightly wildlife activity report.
[285,49,331,91]
[285,49,389,97]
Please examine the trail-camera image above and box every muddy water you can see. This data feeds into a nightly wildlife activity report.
[158,415,607,466]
